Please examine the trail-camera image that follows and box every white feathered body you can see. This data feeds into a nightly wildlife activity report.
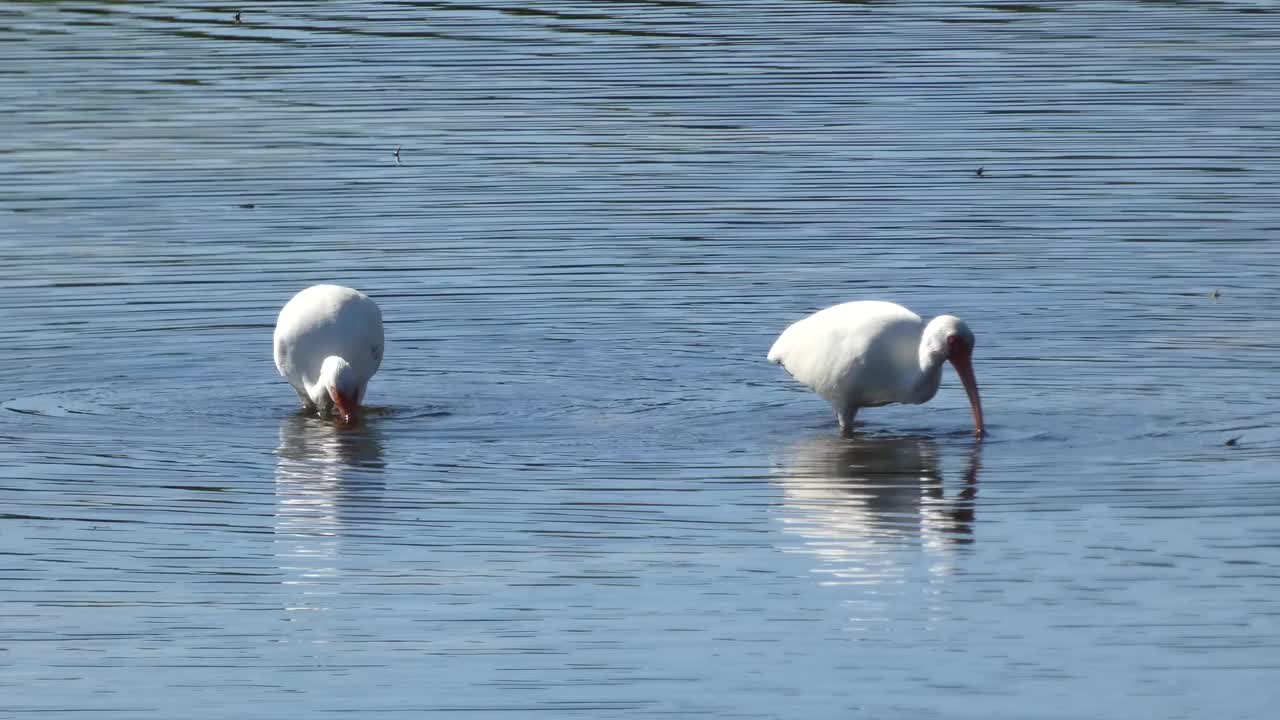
[767,301,943,413]
[273,285,384,409]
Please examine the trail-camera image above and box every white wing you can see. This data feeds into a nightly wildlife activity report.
[273,285,384,396]
[768,301,922,405]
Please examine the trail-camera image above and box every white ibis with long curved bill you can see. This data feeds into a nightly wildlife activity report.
[274,284,384,423]
[768,301,984,437]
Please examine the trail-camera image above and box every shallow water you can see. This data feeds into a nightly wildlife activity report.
[3,1,1280,717]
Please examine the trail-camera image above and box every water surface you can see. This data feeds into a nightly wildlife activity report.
[3,1,1280,718]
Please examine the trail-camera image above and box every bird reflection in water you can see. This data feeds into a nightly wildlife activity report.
[777,434,980,588]
[274,413,385,605]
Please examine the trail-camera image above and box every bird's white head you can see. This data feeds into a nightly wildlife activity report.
[313,356,361,423]
[923,315,985,437]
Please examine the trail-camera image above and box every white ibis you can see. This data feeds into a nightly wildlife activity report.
[768,301,984,437]
[273,284,384,422]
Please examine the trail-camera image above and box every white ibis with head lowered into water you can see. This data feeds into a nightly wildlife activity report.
[274,284,384,423]
[768,301,984,437]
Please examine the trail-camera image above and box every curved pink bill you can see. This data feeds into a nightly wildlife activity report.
[332,392,358,424]
[949,352,985,437]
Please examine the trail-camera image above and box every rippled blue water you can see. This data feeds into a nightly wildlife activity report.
[3,1,1280,718]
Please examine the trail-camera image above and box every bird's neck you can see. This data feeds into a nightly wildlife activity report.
[304,379,334,413]
[910,344,947,404]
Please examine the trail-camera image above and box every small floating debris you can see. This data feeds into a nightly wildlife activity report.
[239,203,255,209]
[1224,435,1241,447]
[975,167,985,178]
[1210,289,1220,300]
